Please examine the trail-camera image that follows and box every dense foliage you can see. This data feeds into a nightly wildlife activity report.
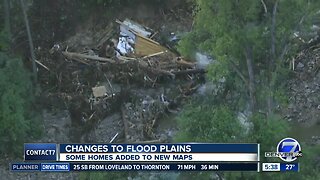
[175,103,243,143]
[178,0,319,112]
[0,52,41,155]
[176,0,320,179]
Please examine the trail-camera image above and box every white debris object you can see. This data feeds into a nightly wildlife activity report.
[117,36,134,55]
[122,19,152,37]
[92,86,107,98]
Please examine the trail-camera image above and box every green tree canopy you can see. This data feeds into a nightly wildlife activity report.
[176,0,320,179]
[0,52,40,155]
[175,103,243,143]
[178,0,320,113]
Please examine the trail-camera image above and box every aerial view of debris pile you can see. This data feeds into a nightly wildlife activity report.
[35,19,206,143]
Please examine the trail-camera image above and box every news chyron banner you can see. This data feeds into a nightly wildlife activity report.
[12,143,260,172]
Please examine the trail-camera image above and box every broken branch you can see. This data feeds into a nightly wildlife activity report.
[141,51,166,59]
[109,133,119,143]
[260,0,268,14]
[35,59,50,71]
[62,51,116,63]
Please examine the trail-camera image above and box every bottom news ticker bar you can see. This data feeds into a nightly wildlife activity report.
[11,162,258,172]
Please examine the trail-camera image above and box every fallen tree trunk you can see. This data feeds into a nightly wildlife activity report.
[62,51,200,77]
[62,51,116,63]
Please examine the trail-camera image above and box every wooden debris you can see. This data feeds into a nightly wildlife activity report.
[172,68,206,75]
[62,51,178,77]
[62,51,115,63]
[175,57,195,68]
[67,56,90,65]
[35,59,50,71]
[139,62,175,77]
[109,133,119,143]
[135,139,163,143]
[141,51,166,59]
[37,16,208,145]
[134,33,168,56]
[88,111,95,121]
[116,19,152,38]
[150,31,158,39]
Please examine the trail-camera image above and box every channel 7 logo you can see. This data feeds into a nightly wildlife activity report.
[265,138,302,162]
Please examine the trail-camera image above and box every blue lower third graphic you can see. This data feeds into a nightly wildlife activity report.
[11,163,40,172]
[41,163,70,172]
[280,163,299,172]
[24,143,57,161]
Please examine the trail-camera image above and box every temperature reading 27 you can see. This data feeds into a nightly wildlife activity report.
[286,164,295,170]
